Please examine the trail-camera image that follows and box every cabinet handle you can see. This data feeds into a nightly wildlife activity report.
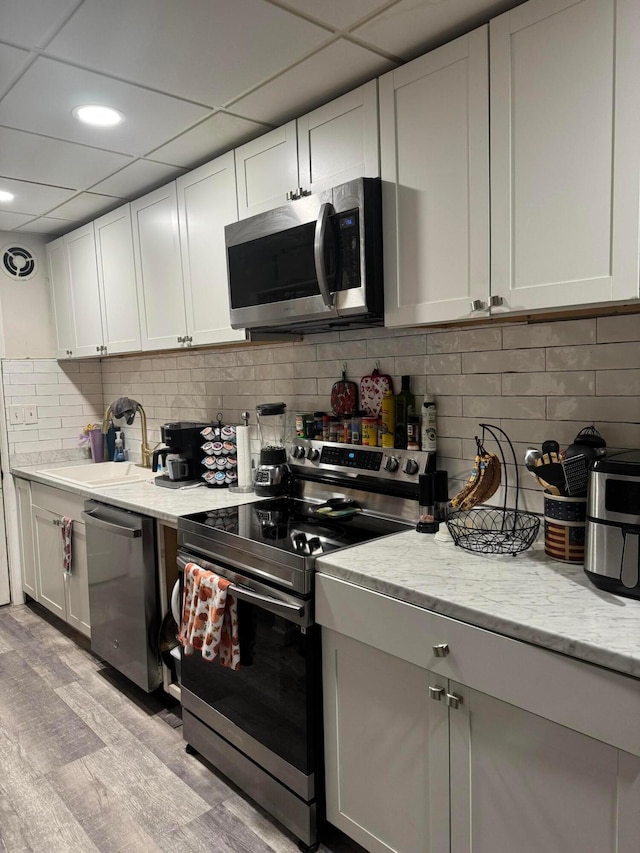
[489,295,504,308]
[429,685,445,701]
[432,643,450,657]
[470,299,485,312]
[300,188,312,197]
[446,692,463,710]
[52,518,61,527]
[96,346,101,352]
[186,335,193,345]
[177,336,185,344]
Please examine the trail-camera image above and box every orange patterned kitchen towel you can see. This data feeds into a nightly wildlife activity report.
[61,516,73,572]
[178,562,240,669]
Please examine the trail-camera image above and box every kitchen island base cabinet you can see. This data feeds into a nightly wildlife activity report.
[318,576,640,853]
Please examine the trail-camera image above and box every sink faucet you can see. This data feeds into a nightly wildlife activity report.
[102,402,158,468]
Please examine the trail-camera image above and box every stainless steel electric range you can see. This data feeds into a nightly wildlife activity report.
[176,440,429,852]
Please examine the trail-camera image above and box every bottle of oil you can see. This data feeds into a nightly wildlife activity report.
[421,397,437,473]
[380,389,395,448]
[394,375,415,449]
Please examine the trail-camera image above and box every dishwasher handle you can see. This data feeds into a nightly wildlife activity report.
[82,509,142,538]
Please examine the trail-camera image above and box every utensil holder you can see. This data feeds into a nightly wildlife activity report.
[544,495,586,563]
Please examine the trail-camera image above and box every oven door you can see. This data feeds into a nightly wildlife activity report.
[176,551,321,797]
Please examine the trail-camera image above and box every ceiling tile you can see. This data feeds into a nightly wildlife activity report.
[0,177,75,215]
[0,0,79,48]
[12,216,72,235]
[0,43,30,86]
[353,0,522,59]
[0,210,37,230]
[46,0,332,106]
[0,126,132,189]
[0,57,212,156]
[89,159,186,198]
[148,112,271,169]
[284,0,397,31]
[46,191,124,221]
[230,39,396,126]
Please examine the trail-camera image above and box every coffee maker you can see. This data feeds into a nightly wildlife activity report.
[152,422,209,488]
[254,402,291,496]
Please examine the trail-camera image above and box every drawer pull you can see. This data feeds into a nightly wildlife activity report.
[432,643,450,657]
[429,685,445,701]
[446,692,463,710]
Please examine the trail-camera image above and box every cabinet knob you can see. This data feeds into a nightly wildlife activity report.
[489,294,504,308]
[186,335,193,345]
[470,299,485,312]
[177,336,185,344]
[446,692,463,710]
[96,346,101,352]
[429,685,445,701]
[432,643,450,657]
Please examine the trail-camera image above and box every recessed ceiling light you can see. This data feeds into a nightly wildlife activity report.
[72,105,124,127]
[0,190,15,203]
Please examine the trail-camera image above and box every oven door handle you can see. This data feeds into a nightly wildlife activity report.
[228,583,305,619]
[314,202,335,309]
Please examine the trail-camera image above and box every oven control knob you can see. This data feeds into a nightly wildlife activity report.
[292,445,306,459]
[306,447,320,461]
[384,455,399,472]
[307,537,322,553]
[403,458,419,475]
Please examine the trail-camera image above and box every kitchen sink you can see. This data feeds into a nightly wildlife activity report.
[38,462,157,488]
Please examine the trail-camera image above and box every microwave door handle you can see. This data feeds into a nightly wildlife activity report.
[314,202,335,309]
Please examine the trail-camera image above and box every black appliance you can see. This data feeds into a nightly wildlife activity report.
[152,421,209,488]
[585,450,640,599]
[176,439,430,851]
[224,177,383,334]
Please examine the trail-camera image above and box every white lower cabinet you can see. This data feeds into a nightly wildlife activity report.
[15,476,37,600]
[26,481,90,637]
[318,576,640,853]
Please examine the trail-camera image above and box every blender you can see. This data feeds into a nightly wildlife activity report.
[254,402,291,496]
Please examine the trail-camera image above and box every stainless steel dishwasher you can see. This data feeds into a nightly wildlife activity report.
[83,500,161,692]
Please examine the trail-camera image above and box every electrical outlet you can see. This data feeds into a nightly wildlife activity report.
[24,405,38,425]
[9,405,24,425]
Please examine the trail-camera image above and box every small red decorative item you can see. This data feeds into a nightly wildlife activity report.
[360,362,394,417]
[331,364,358,415]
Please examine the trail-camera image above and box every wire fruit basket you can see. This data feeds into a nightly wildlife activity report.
[446,424,540,556]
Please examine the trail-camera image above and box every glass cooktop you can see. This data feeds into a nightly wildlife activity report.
[181,497,410,558]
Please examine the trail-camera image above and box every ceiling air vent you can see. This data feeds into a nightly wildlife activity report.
[1,244,38,281]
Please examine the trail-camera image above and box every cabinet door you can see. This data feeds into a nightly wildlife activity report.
[490,0,640,313]
[235,121,298,219]
[65,223,104,357]
[32,505,65,621]
[177,154,246,347]
[297,81,379,194]
[449,683,640,853]
[15,477,37,600]
[64,519,90,638]
[46,237,74,358]
[380,27,490,327]
[131,183,187,351]
[94,204,142,355]
[322,629,449,853]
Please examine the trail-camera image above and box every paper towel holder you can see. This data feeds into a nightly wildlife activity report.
[229,411,255,494]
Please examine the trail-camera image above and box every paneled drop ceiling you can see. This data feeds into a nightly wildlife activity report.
[0,0,524,236]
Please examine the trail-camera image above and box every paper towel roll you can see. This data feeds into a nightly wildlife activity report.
[235,425,253,490]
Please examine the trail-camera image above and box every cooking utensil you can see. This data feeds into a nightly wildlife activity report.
[312,498,362,520]
[573,425,606,450]
[542,440,560,456]
[534,459,567,495]
[562,455,589,497]
[524,447,542,471]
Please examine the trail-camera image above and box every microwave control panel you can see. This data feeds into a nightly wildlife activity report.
[336,210,360,289]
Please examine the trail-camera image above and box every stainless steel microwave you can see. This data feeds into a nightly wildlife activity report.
[224,177,383,333]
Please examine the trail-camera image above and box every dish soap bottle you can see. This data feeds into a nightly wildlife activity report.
[113,430,126,462]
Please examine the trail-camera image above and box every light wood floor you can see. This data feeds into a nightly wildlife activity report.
[0,602,364,853]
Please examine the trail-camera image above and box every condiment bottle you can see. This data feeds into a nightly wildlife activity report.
[421,397,437,473]
[394,375,415,449]
[380,389,395,448]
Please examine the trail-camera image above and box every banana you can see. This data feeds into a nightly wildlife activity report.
[449,454,483,508]
[461,452,501,510]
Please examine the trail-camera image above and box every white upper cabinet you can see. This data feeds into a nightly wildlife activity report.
[46,236,74,358]
[235,82,380,219]
[176,153,246,347]
[235,121,299,219]
[297,80,380,195]
[380,28,490,327]
[94,204,142,355]
[490,0,640,314]
[131,182,187,352]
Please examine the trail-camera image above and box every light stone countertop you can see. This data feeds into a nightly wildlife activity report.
[12,462,265,523]
[316,529,640,680]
